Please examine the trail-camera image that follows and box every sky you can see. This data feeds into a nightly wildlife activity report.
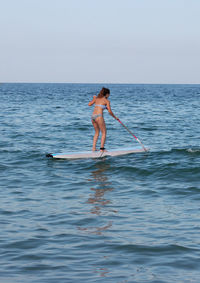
[0,0,200,84]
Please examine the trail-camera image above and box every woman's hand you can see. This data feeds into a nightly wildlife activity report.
[88,95,96,106]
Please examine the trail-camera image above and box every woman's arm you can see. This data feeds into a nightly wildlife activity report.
[106,100,118,120]
[88,95,96,106]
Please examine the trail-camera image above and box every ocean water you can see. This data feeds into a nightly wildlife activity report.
[0,83,200,283]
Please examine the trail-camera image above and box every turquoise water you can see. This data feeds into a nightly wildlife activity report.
[0,83,200,282]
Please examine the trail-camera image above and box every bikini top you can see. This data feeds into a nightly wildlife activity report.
[95,104,107,110]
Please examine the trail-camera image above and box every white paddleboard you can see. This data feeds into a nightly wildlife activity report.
[46,147,149,160]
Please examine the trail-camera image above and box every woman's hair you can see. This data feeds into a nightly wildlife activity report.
[97,87,110,98]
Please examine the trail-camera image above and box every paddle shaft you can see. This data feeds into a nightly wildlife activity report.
[117,119,147,151]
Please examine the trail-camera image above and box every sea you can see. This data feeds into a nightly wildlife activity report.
[0,83,200,283]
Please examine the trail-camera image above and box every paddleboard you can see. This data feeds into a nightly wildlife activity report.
[46,147,149,160]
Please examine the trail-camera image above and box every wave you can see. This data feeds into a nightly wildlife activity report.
[112,243,197,255]
[150,147,200,156]
[186,148,200,153]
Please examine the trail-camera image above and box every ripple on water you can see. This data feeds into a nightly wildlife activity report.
[1,84,200,282]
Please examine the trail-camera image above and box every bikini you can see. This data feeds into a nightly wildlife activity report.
[95,104,107,109]
[91,104,107,122]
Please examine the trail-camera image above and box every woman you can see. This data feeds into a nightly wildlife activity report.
[88,87,118,152]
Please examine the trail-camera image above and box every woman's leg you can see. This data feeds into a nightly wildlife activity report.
[97,118,106,150]
[92,120,100,151]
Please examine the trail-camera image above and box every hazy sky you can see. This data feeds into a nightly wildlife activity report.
[1,0,200,83]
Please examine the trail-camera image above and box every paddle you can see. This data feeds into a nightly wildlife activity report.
[117,118,147,151]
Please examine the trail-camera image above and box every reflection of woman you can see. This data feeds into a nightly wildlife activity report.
[88,162,114,216]
[88,87,118,152]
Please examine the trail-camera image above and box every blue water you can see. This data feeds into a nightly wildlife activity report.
[0,83,200,283]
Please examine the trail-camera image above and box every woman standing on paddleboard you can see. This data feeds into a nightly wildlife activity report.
[88,87,118,152]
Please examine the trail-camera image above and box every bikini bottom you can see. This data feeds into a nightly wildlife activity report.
[91,114,102,122]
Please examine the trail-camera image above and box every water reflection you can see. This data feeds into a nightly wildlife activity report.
[78,161,117,236]
[77,161,117,278]
[87,161,116,216]
[78,221,113,236]
[94,267,109,278]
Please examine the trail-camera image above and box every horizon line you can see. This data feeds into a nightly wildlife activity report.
[1,81,200,85]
